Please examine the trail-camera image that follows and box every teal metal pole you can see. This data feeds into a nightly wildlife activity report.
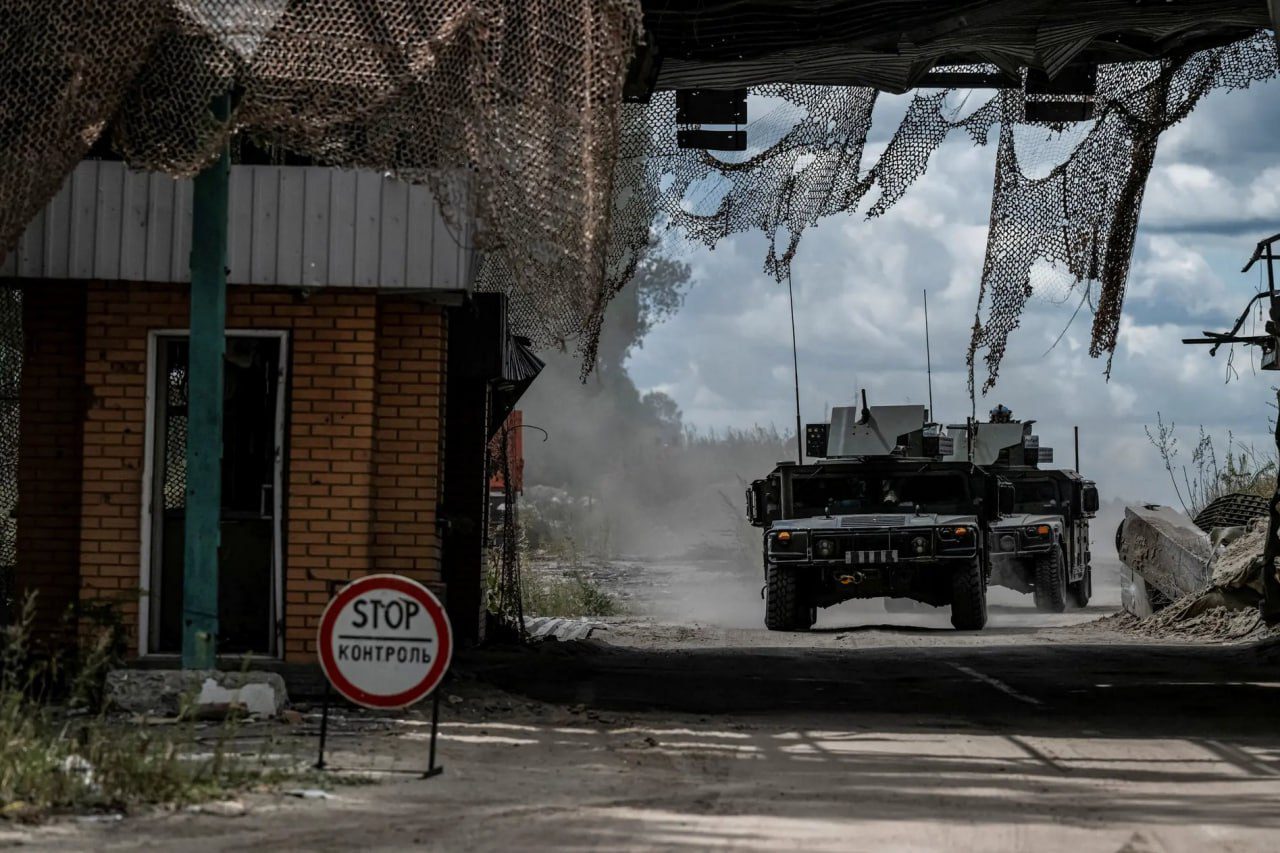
[182,95,231,669]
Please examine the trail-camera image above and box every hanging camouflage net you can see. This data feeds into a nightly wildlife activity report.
[972,33,1280,391]
[0,0,643,356]
[603,32,1278,391]
[0,4,1275,387]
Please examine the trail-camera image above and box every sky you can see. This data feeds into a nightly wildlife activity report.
[625,78,1280,508]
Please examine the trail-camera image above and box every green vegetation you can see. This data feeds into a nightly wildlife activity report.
[0,595,285,820]
[521,569,622,619]
[1146,413,1277,516]
[485,530,623,623]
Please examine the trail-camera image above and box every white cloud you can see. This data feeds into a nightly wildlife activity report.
[622,78,1280,508]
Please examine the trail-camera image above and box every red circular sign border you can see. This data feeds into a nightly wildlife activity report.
[317,574,453,710]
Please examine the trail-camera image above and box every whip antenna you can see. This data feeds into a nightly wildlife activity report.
[787,273,804,464]
[924,289,935,420]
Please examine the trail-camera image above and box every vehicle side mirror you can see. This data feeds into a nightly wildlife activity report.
[1081,483,1100,515]
[998,481,1016,515]
[747,480,767,527]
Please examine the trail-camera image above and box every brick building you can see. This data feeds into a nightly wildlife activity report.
[3,160,533,661]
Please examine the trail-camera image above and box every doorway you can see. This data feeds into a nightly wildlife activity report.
[144,331,287,656]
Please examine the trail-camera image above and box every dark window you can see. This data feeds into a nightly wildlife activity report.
[1011,478,1063,513]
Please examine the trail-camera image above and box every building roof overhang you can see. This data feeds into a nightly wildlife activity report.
[640,0,1273,93]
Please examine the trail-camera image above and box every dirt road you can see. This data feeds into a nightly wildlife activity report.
[18,584,1280,852]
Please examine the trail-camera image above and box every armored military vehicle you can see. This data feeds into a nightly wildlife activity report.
[945,408,1099,611]
[746,403,1014,631]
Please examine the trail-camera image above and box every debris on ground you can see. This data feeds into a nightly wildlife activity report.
[1209,520,1267,593]
[284,789,333,800]
[524,616,604,641]
[105,670,290,719]
[1110,515,1278,643]
[187,800,249,817]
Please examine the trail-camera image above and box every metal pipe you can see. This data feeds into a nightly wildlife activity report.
[1074,425,1080,472]
[182,93,231,670]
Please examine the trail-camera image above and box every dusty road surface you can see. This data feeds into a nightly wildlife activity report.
[13,569,1280,851]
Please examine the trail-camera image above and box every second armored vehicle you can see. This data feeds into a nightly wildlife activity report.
[945,409,1099,611]
[746,403,1015,631]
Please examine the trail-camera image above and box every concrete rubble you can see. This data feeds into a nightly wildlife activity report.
[1117,505,1213,607]
[105,670,289,719]
[1117,503,1277,642]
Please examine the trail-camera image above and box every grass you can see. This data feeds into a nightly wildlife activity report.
[522,569,622,619]
[0,594,291,820]
[1146,414,1277,516]
[485,531,623,622]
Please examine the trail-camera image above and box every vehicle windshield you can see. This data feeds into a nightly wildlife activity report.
[1011,478,1062,513]
[793,471,974,516]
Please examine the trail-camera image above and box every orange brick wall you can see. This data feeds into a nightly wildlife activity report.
[74,282,446,661]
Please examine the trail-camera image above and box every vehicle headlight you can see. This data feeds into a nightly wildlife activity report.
[999,534,1017,552]
[815,538,837,558]
[910,536,929,555]
[1024,525,1052,538]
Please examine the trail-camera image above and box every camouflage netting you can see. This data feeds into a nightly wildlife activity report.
[605,31,1278,391]
[0,0,643,354]
[0,4,1275,384]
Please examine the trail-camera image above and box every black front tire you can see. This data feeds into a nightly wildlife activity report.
[950,558,988,630]
[1068,563,1092,609]
[1033,548,1068,613]
[765,563,815,631]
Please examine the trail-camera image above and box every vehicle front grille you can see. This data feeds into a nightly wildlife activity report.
[840,515,907,528]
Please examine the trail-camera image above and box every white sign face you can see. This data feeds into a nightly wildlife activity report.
[317,574,453,709]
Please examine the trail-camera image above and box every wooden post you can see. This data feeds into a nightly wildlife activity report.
[182,95,231,669]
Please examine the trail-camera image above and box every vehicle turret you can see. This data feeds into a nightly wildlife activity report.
[805,396,953,460]
[944,405,1052,468]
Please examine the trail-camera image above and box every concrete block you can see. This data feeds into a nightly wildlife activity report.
[1118,505,1211,601]
[106,669,289,718]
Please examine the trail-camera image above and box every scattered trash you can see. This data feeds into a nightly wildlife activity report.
[188,799,248,817]
[281,709,304,725]
[448,695,464,705]
[59,755,96,790]
[285,789,334,800]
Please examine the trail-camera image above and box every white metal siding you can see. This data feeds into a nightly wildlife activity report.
[1,161,476,290]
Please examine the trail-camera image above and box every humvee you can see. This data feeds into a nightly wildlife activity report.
[746,404,1014,631]
[944,410,1099,611]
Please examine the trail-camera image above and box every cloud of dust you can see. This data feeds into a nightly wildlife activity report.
[517,251,1134,628]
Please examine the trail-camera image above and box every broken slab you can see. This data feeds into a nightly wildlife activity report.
[105,670,289,718]
[1117,504,1212,604]
[1210,517,1268,594]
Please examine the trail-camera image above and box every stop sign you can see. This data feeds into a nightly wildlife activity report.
[317,574,453,709]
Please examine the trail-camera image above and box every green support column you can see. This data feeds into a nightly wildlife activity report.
[182,97,231,669]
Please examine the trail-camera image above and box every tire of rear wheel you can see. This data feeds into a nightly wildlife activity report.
[765,563,813,631]
[1033,547,1069,613]
[1068,563,1092,609]
[950,558,988,630]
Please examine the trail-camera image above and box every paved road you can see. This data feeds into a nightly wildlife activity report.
[24,604,1280,852]
[470,613,1280,741]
